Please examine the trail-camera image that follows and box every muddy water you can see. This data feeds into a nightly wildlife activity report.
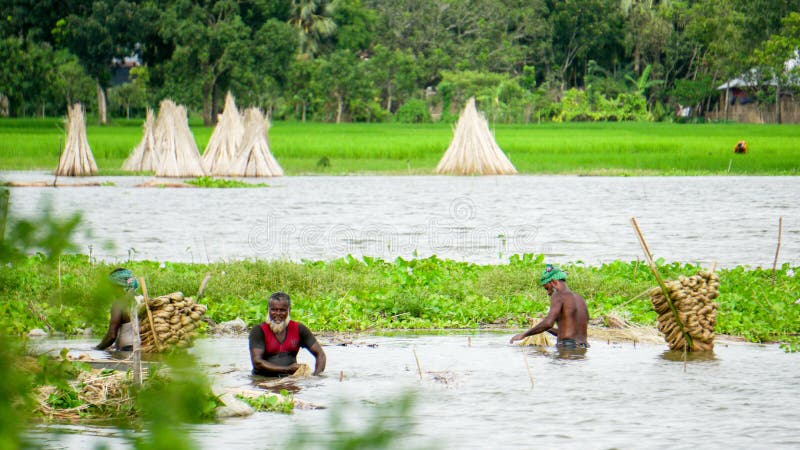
[3,172,799,267]
[29,334,800,449]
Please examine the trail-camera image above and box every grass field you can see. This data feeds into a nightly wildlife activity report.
[1,118,799,175]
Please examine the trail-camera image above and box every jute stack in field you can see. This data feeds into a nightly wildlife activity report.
[139,291,206,353]
[122,108,159,172]
[649,270,720,351]
[229,107,283,177]
[56,103,98,176]
[203,92,244,175]
[436,97,517,175]
[153,100,207,177]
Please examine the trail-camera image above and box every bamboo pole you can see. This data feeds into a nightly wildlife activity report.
[772,217,782,286]
[412,347,423,381]
[139,277,162,352]
[523,355,535,390]
[630,218,693,350]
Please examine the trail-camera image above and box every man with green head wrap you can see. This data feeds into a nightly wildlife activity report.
[96,268,140,351]
[509,264,589,349]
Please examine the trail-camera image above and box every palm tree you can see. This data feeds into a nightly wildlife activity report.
[289,0,338,59]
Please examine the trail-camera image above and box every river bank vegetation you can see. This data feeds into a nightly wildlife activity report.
[2,254,797,346]
[2,120,800,175]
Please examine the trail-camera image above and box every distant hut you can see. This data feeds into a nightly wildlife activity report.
[203,92,244,175]
[122,108,158,172]
[153,100,207,177]
[229,107,283,177]
[56,103,98,176]
[436,97,517,175]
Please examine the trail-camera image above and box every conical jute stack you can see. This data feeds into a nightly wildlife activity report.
[153,99,207,177]
[436,97,517,175]
[56,103,98,176]
[203,91,244,176]
[229,107,283,177]
[122,108,159,172]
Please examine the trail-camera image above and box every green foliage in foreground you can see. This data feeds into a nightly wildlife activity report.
[2,119,800,175]
[185,177,269,188]
[237,390,294,414]
[1,254,798,344]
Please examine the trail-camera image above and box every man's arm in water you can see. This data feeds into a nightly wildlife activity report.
[250,347,300,375]
[308,342,326,375]
[510,295,563,343]
[96,306,123,350]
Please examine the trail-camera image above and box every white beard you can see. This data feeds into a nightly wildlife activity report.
[268,314,290,334]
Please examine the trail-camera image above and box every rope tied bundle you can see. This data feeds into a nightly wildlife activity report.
[139,292,207,352]
[649,270,720,351]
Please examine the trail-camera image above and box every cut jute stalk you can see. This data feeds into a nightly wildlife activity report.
[772,216,782,286]
[412,347,423,381]
[139,278,162,352]
[630,218,693,351]
[523,355,535,390]
[197,272,212,300]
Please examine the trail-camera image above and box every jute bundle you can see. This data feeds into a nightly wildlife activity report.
[436,97,517,175]
[203,92,244,175]
[56,103,98,176]
[229,107,283,177]
[139,291,207,353]
[35,369,133,420]
[153,100,207,177]
[516,320,553,346]
[122,108,159,172]
[649,270,720,351]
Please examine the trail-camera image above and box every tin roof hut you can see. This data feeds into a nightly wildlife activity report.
[122,108,158,172]
[229,107,283,177]
[202,92,244,176]
[153,100,207,177]
[436,97,517,175]
[56,103,98,176]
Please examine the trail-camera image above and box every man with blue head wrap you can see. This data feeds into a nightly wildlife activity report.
[509,264,589,349]
[96,268,140,351]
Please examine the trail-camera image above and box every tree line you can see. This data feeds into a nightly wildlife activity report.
[1,0,799,125]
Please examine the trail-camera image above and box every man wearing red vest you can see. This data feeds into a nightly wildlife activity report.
[249,292,326,376]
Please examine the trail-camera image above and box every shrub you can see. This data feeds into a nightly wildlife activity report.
[393,99,431,123]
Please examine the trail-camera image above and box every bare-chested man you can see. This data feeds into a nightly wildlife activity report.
[509,264,589,349]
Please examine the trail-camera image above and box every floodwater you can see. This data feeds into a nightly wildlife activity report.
[2,173,798,268]
[28,334,800,449]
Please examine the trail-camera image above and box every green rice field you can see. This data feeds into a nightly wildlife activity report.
[1,118,799,175]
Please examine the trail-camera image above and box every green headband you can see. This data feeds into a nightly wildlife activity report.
[109,269,139,291]
[540,264,567,286]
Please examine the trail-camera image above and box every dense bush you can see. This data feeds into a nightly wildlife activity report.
[393,99,431,123]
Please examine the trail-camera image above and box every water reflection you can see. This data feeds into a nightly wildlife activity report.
[659,349,718,363]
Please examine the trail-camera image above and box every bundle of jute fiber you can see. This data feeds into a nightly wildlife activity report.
[202,91,243,176]
[436,97,517,175]
[122,108,159,172]
[649,270,720,351]
[56,103,98,176]
[153,100,207,177]
[229,107,283,177]
[139,292,207,353]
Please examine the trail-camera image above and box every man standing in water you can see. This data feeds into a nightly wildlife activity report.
[96,268,139,351]
[249,292,326,376]
[510,264,590,349]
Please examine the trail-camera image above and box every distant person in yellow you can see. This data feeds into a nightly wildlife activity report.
[510,264,589,349]
[249,292,326,376]
[96,268,139,351]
